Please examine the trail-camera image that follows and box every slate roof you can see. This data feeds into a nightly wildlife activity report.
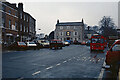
[85,30,98,34]
[56,22,84,26]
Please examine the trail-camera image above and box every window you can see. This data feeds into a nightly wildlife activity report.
[9,20,11,29]
[74,26,76,29]
[2,17,5,27]
[112,44,120,51]
[24,24,25,32]
[2,5,5,11]
[20,12,22,19]
[60,26,63,29]
[26,25,28,32]
[15,22,17,30]
[59,32,63,36]
[15,12,17,17]
[75,32,78,36]
[67,26,70,29]
[8,10,11,14]
[20,24,22,31]
[27,16,29,22]
[91,38,104,43]
[24,14,25,20]
[66,31,71,36]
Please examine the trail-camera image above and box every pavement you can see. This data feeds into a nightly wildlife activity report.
[118,68,120,80]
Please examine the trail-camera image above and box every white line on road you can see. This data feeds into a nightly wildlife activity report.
[32,71,41,76]
[46,66,53,70]
[56,63,61,66]
[68,59,71,61]
[73,57,75,59]
[98,61,106,80]
[63,61,67,63]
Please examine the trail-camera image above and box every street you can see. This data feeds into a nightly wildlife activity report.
[3,45,107,79]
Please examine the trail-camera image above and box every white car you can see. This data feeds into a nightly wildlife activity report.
[62,41,70,46]
[38,40,49,48]
[26,42,37,49]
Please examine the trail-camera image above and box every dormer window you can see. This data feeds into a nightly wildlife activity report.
[60,26,63,29]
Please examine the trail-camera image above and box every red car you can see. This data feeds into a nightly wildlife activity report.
[8,42,27,50]
[105,40,120,67]
[49,40,63,49]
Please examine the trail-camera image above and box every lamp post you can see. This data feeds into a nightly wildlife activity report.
[37,28,41,40]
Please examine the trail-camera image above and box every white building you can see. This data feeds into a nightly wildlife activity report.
[54,19,85,42]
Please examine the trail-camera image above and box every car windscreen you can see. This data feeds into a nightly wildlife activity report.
[29,42,35,44]
[91,38,104,43]
[112,44,120,51]
[18,42,26,45]
[50,41,57,43]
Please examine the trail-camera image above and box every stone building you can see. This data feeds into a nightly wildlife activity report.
[54,19,85,42]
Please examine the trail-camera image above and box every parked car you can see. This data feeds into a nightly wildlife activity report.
[38,40,49,48]
[34,41,43,49]
[62,41,70,46]
[86,40,91,46]
[73,40,81,45]
[81,41,86,45]
[105,40,120,69]
[49,40,63,49]
[8,42,27,50]
[26,42,37,49]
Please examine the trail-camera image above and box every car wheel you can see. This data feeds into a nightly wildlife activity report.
[60,47,62,49]
[90,49,93,52]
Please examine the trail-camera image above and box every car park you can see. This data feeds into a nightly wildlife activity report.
[26,42,37,49]
[105,40,120,69]
[49,40,63,49]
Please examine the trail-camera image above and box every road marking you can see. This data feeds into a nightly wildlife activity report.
[73,57,75,59]
[68,59,71,61]
[98,61,106,80]
[32,71,41,76]
[46,66,53,70]
[63,61,67,63]
[56,63,61,66]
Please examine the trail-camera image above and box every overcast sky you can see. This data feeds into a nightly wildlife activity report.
[6,0,119,35]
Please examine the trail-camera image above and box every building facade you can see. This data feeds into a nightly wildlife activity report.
[1,2,19,44]
[54,19,84,42]
[0,1,36,46]
[18,3,36,42]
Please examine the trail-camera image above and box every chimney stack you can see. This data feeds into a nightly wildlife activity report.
[18,3,23,11]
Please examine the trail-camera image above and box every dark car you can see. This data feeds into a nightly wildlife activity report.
[73,40,81,45]
[105,40,120,69]
[49,40,63,49]
[8,42,27,50]
[34,41,43,49]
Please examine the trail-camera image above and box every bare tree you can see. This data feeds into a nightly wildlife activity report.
[99,16,117,37]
